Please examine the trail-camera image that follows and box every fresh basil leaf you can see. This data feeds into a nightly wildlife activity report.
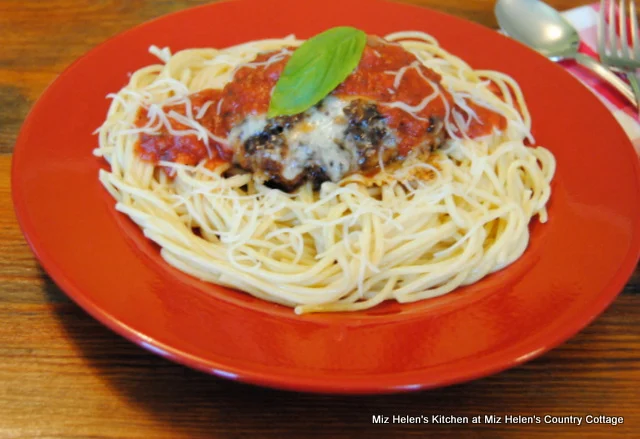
[267,27,366,118]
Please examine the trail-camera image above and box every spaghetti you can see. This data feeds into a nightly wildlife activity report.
[94,31,555,314]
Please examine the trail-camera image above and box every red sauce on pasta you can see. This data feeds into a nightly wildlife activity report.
[135,36,506,167]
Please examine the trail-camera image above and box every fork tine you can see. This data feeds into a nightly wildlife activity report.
[619,0,629,57]
[631,0,640,58]
[599,0,608,55]
[609,0,618,54]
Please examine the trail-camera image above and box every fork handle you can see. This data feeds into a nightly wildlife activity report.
[573,53,638,108]
[625,72,640,113]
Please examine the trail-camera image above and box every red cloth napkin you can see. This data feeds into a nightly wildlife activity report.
[561,3,640,154]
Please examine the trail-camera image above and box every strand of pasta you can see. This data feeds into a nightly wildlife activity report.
[94,32,556,314]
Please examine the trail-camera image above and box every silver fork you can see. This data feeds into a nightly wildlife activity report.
[598,0,640,110]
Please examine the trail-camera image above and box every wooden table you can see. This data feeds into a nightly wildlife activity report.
[1,0,638,437]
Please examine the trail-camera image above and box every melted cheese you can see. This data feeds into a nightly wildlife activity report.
[229,115,267,144]
[228,96,397,183]
[285,97,353,181]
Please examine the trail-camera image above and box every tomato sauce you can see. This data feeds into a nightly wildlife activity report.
[135,36,506,167]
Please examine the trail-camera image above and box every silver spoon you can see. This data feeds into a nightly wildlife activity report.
[495,0,637,107]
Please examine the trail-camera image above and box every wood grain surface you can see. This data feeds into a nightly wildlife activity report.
[1,1,638,438]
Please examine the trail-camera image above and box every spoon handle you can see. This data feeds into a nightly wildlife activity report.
[573,53,637,108]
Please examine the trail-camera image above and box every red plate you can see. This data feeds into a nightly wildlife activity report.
[12,0,640,393]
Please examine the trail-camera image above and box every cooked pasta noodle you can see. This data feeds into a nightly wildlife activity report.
[94,31,555,314]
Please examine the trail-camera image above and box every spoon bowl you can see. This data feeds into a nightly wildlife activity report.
[495,0,580,61]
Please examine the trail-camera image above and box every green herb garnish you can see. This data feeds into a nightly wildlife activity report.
[267,26,366,117]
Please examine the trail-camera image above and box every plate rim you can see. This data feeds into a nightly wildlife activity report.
[11,0,640,394]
